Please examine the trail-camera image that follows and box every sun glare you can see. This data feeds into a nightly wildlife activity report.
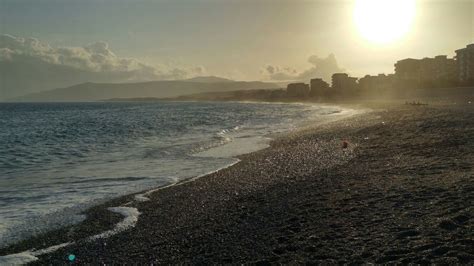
[354,0,416,44]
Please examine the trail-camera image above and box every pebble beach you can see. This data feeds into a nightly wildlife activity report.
[1,103,473,264]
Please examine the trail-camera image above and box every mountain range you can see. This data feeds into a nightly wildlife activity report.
[11,76,279,102]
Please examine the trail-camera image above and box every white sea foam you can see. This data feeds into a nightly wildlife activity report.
[0,207,139,264]
[134,194,150,202]
[0,242,72,265]
[195,136,271,158]
[88,207,140,240]
[0,252,40,265]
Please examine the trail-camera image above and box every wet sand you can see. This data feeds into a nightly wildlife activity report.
[1,103,473,264]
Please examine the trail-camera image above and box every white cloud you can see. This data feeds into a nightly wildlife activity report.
[262,53,345,83]
[0,34,205,99]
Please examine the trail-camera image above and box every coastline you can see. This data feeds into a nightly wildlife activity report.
[1,102,473,264]
[0,101,345,250]
[0,102,359,262]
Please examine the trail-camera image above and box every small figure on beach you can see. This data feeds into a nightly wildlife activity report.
[342,140,349,149]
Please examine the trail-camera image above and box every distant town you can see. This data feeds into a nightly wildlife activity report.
[166,43,474,103]
[283,43,473,100]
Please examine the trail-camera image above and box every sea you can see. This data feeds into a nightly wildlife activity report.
[0,101,347,247]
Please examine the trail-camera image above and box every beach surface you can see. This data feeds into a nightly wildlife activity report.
[1,103,473,264]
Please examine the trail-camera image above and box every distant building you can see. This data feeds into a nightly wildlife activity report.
[395,55,457,88]
[359,74,394,93]
[331,73,358,92]
[395,58,420,81]
[309,78,330,98]
[455,44,474,83]
[286,83,310,97]
[420,56,457,82]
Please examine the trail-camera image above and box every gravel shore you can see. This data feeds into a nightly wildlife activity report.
[1,103,473,264]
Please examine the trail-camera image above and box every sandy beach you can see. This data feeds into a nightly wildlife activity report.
[1,102,473,264]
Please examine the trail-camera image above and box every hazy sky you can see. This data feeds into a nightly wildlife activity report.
[1,0,473,84]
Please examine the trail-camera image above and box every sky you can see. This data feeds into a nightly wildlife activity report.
[0,0,473,98]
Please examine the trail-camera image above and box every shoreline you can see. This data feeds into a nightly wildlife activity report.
[0,103,361,262]
[0,102,340,245]
[1,102,473,264]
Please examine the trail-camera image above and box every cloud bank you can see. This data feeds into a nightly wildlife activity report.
[0,34,205,99]
[262,54,345,83]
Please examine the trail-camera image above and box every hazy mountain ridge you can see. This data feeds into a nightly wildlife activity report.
[11,78,279,102]
[183,76,235,83]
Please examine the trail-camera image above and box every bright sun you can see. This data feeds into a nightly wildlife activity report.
[354,0,416,44]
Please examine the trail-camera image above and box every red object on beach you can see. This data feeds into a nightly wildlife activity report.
[342,140,349,149]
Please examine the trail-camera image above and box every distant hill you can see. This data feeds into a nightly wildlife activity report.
[183,76,235,83]
[13,79,279,102]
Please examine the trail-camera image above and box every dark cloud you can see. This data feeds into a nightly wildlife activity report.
[0,34,205,99]
[262,53,345,83]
